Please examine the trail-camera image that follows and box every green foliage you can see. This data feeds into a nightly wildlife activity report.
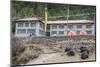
[11,1,96,20]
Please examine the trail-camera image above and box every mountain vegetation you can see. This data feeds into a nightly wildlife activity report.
[11,1,96,20]
[11,1,96,33]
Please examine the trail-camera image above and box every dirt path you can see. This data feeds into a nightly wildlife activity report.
[26,44,95,65]
[27,52,95,64]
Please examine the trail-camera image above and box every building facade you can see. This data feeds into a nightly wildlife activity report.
[48,20,95,36]
[14,17,95,37]
[14,17,45,37]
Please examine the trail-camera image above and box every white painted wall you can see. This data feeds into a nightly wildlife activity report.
[15,21,45,37]
[50,23,95,36]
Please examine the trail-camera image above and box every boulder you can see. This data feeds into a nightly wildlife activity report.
[67,49,75,56]
[81,51,89,59]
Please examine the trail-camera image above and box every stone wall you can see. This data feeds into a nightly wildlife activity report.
[12,35,95,52]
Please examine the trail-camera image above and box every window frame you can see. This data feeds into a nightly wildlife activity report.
[86,24,92,28]
[17,29,26,34]
[30,23,36,27]
[17,23,23,27]
[77,24,82,29]
[58,31,64,35]
[25,23,29,27]
[68,24,73,29]
[27,29,36,34]
[52,25,57,29]
[86,30,92,35]
[51,31,57,35]
[59,24,64,29]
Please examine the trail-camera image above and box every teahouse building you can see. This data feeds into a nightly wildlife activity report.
[14,17,45,37]
[14,17,95,37]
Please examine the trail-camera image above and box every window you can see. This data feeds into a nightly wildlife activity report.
[18,23,23,27]
[25,23,29,27]
[59,25,64,29]
[52,25,57,29]
[30,23,36,27]
[17,29,26,34]
[51,31,57,35]
[86,30,92,35]
[68,24,73,29]
[76,31,80,35]
[77,25,82,28]
[27,29,36,35]
[40,23,43,28]
[86,24,92,28]
[59,31,64,35]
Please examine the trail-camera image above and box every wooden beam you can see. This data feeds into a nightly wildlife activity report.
[45,4,48,32]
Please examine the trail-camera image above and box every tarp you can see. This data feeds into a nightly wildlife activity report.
[67,31,75,37]
[79,31,87,36]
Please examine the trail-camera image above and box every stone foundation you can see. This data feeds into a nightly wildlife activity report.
[12,36,95,53]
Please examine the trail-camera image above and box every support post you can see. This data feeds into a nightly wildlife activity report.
[45,4,48,34]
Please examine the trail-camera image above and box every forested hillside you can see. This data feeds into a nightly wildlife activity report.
[11,1,96,20]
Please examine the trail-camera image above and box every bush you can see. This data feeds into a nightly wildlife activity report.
[12,37,43,65]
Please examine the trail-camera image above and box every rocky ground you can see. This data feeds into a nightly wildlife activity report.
[26,44,95,65]
[27,53,95,64]
[12,36,95,66]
